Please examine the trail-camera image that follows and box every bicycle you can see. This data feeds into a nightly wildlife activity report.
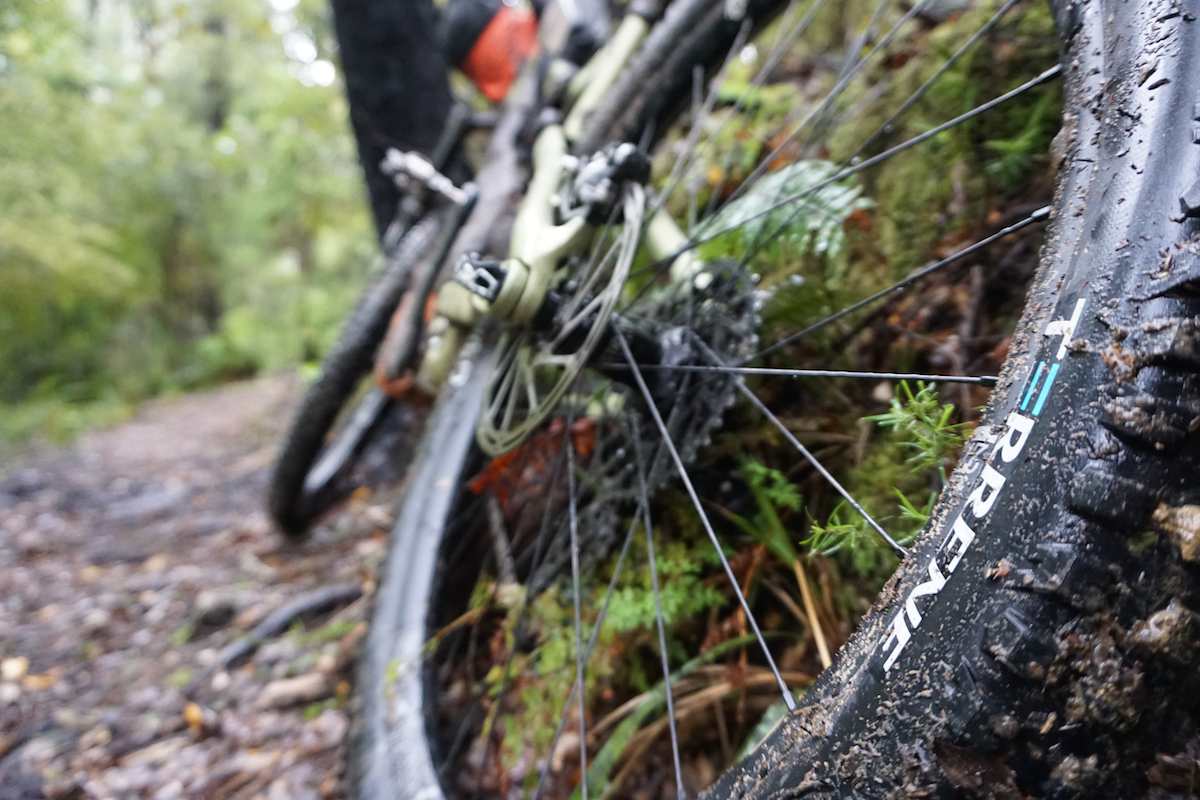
[279,0,1200,796]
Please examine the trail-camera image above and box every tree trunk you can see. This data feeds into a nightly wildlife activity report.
[328,0,454,239]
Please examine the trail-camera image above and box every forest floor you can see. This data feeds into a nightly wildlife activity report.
[0,375,401,799]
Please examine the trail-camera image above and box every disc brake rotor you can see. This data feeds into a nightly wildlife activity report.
[476,183,646,456]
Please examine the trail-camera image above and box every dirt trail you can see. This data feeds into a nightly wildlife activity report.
[0,376,403,799]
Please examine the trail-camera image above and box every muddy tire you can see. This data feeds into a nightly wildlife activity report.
[709,1,1200,796]
[267,213,445,536]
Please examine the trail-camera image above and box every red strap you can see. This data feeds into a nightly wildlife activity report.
[462,6,538,103]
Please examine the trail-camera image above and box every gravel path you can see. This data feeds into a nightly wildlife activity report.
[0,376,405,799]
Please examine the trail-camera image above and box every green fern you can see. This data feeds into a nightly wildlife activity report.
[719,459,803,568]
[699,160,872,263]
[984,92,1056,189]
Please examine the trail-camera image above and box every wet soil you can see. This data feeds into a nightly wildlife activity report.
[0,375,401,799]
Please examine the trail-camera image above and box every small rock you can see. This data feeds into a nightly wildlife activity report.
[142,554,169,573]
[2,656,29,681]
[153,780,185,800]
[1129,598,1192,657]
[82,608,112,633]
[314,648,338,674]
[106,485,186,523]
[22,671,58,691]
[300,709,348,753]
[122,735,188,768]
[256,638,299,667]
[192,590,239,630]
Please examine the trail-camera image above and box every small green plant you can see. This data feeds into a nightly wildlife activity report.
[741,459,803,514]
[169,623,194,647]
[166,667,193,689]
[303,698,339,720]
[806,382,966,579]
[491,528,727,776]
[297,618,358,647]
[606,538,726,633]
[865,381,965,484]
[805,502,902,578]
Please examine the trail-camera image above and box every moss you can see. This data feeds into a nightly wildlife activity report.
[822,0,1061,274]
[491,523,728,772]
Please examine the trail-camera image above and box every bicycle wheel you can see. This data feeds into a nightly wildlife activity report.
[358,1,1200,797]
[268,210,448,536]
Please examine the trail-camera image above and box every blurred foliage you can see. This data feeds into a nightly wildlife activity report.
[493,530,727,776]
[0,0,373,444]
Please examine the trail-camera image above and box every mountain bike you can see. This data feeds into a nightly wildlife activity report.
[288,0,1200,796]
[266,0,613,536]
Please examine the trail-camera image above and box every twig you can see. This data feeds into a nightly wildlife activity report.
[424,605,487,652]
[486,496,518,587]
[792,560,832,669]
[217,583,363,669]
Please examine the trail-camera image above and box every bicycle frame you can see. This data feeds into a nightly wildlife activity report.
[411,11,706,425]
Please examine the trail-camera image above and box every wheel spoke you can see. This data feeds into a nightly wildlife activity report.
[602,362,997,385]
[750,205,1050,362]
[702,0,829,221]
[615,327,797,711]
[630,417,685,800]
[641,64,1059,280]
[723,0,923,213]
[846,0,1024,163]
[793,0,932,154]
[741,380,906,555]
[723,65,1061,272]
[565,422,590,799]
[534,427,640,799]
[565,231,621,320]
[690,337,907,557]
[651,19,751,222]
[440,424,574,776]
[553,291,608,349]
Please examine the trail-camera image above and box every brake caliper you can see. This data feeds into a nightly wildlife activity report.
[559,142,651,224]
